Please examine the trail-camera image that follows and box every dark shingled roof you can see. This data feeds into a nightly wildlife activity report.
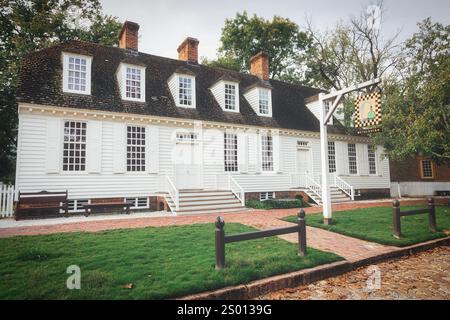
[16,40,345,134]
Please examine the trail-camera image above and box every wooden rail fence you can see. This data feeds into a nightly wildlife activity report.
[215,209,307,269]
[392,197,437,239]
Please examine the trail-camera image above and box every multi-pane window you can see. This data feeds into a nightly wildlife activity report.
[127,126,146,172]
[259,89,269,115]
[368,145,377,174]
[260,192,274,201]
[67,199,89,212]
[261,135,274,171]
[126,67,142,99]
[224,133,238,172]
[178,76,193,106]
[421,160,434,178]
[67,56,87,92]
[224,83,236,110]
[176,132,198,143]
[125,197,149,209]
[348,143,358,174]
[63,121,86,171]
[328,141,336,173]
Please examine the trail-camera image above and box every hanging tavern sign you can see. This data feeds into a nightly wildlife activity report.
[354,92,382,134]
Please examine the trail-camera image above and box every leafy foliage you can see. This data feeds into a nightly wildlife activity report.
[0,0,122,182]
[374,18,450,163]
[209,11,310,79]
[245,199,307,210]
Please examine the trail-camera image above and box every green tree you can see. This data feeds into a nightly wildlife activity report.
[373,18,450,163]
[209,11,310,79]
[0,0,122,182]
[302,2,401,128]
[201,54,241,72]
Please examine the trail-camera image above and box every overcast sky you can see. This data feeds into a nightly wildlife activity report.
[100,0,450,60]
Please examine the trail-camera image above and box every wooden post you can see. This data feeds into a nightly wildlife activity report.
[215,216,225,269]
[298,209,307,256]
[392,199,401,239]
[428,197,437,233]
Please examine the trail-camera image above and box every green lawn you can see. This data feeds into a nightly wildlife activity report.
[283,205,450,247]
[0,223,341,300]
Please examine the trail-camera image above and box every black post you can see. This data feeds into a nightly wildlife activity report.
[215,216,225,269]
[298,209,307,256]
[392,199,401,239]
[428,197,437,233]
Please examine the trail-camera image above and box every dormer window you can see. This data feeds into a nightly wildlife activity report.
[117,63,146,102]
[178,75,193,106]
[224,83,237,111]
[244,86,272,117]
[259,89,270,115]
[62,52,92,95]
[168,70,196,108]
[209,78,240,113]
[126,67,142,99]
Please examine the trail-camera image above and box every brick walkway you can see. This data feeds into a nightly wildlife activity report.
[0,198,440,261]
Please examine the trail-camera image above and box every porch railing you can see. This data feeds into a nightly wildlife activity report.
[305,174,322,199]
[166,176,179,211]
[335,175,355,200]
[228,174,245,206]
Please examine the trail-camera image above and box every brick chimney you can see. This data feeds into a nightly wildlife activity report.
[119,21,140,51]
[177,37,199,63]
[250,51,269,80]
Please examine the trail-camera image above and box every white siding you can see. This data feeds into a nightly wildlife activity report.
[391,181,450,197]
[16,111,392,202]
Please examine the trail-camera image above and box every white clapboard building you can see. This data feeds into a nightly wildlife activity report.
[15,21,391,215]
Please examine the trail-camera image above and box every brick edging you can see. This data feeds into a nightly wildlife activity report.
[179,236,450,300]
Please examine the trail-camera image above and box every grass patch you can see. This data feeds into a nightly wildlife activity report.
[0,223,341,299]
[246,198,308,210]
[283,205,450,247]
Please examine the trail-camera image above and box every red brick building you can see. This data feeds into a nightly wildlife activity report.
[390,155,450,197]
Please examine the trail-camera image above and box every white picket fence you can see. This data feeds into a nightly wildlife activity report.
[0,185,16,217]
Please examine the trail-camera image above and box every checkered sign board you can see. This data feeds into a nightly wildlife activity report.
[354,92,381,133]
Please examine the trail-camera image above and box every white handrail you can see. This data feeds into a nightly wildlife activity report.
[228,174,245,206]
[166,176,179,211]
[306,174,322,199]
[335,175,354,200]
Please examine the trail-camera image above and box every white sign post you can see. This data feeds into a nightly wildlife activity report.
[319,78,381,225]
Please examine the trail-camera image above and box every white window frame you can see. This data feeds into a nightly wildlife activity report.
[367,145,377,175]
[258,88,272,117]
[62,120,87,172]
[117,63,146,102]
[224,133,238,172]
[125,197,150,209]
[224,82,239,112]
[261,135,274,172]
[260,192,275,201]
[176,132,199,144]
[347,143,358,175]
[177,75,196,108]
[126,125,146,172]
[328,141,336,173]
[67,199,90,212]
[62,52,92,95]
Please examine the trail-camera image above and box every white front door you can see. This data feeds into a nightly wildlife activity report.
[174,143,202,190]
[297,148,311,174]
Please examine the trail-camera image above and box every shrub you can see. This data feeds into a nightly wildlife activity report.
[245,198,307,210]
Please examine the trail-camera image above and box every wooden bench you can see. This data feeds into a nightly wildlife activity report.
[83,202,132,217]
[16,190,68,220]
